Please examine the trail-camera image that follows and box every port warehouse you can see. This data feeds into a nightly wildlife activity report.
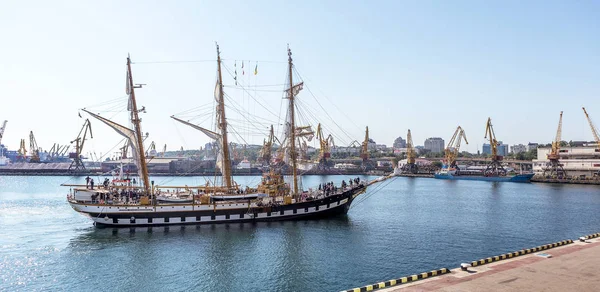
[533,146,600,178]
[0,157,394,174]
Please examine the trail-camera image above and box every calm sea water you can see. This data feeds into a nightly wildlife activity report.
[1,175,600,291]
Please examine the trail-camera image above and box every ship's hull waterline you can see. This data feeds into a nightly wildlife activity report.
[69,185,366,227]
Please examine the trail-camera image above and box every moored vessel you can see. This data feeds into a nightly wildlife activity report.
[434,120,534,183]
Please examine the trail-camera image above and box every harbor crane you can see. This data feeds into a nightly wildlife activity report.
[544,111,566,178]
[59,145,70,157]
[29,131,41,163]
[17,138,27,161]
[259,125,275,165]
[146,141,157,158]
[360,126,373,169]
[401,129,418,173]
[484,117,506,176]
[0,120,6,158]
[69,119,93,170]
[48,143,58,159]
[316,123,334,169]
[120,140,130,159]
[582,107,600,150]
[445,126,468,169]
[0,120,7,147]
[161,144,166,157]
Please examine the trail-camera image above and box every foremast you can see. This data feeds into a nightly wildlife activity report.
[83,56,150,194]
[286,45,299,196]
[126,56,151,194]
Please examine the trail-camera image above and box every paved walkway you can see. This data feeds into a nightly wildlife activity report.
[381,238,600,292]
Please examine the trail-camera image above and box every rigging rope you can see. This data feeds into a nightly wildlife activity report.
[350,176,397,209]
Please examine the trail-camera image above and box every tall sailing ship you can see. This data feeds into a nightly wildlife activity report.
[65,45,369,227]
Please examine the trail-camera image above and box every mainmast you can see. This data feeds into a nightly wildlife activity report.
[216,44,233,189]
[287,45,299,195]
[126,56,151,194]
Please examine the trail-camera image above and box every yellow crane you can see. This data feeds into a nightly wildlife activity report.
[18,138,27,161]
[69,118,93,170]
[29,131,40,163]
[544,111,566,178]
[259,125,275,165]
[445,126,468,169]
[483,117,506,176]
[316,123,334,168]
[401,129,418,173]
[360,126,372,170]
[582,107,600,150]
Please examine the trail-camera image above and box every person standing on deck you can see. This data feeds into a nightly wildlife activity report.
[85,176,91,189]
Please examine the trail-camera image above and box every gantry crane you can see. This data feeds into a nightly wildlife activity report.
[544,111,566,178]
[18,139,27,161]
[401,129,418,173]
[445,126,468,170]
[583,107,600,150]
[316,123,334,169]
[29,131,40,163]
[69,119,93,170]
[484,117,506,176]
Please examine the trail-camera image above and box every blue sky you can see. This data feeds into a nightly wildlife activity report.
[0,1,599,157]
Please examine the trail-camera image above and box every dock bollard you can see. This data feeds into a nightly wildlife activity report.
[460,263,470,271]
[579,237,587,242]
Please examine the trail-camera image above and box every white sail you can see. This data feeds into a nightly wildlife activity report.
[171,116,221,141]
[82,109,144,180]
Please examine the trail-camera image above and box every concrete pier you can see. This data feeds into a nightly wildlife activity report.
[379,237,600,291]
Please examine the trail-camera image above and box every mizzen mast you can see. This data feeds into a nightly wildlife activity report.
[216,44,233,189]
[126,56,151,194]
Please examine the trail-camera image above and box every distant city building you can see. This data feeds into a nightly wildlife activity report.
[483,141,508,156]
[368,138,377,150]
[526,142,538,152]
[569,141,597,147]
[393,136,406,149]
[331,146,361,154]
[375,144,387,151]
[424,137,445,153]
[511,144,527,154]
[415,145,425,155]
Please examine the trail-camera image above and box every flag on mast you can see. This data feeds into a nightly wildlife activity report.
[254,62,258,75]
